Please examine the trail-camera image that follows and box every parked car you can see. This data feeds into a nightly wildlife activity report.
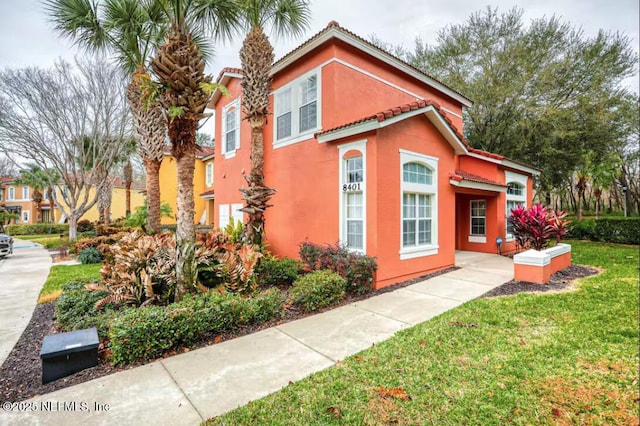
[0,233,13,258]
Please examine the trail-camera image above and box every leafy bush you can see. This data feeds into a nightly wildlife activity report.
[78,247,102,264]
[109,289,285,365]
[299,241,377,294]
[72,233,127,255]
[123,201,173,230]
[508,204,571,250]
[290,270,346,312]
[76,220,95,233]
[223,217,244,243]
[5,223,69,235]
[255,256,302,288]
[54,281,116,338]
[95,224,133,236]
[569,217,639,244]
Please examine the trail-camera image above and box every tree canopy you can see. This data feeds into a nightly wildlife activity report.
[399,7,638,196]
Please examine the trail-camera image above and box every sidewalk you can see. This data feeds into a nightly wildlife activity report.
[0,239,52,367]
[1,251,513,426]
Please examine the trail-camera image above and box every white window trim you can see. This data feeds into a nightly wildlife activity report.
[399,149,439,260]
[8,187,14,200]
[221,98,240,159]
[505,171,528,241]
[338,140,367,253]
[22,210,30,223]
[218,204,230,229]
[273,67,322,149]
[469,199,487,242]
[231,203,244,225]
[22,186,29,200]
[205,162,214,186]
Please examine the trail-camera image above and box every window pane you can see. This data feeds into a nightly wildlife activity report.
[275,89,292,115]
[471,218,486,235]
[299,101,317,132]
[346,220,363,249]
[345,156,363,183]
[225,108,236,129]
[418,219,431,244]
[225,130,236,152]
[507,183,523,196]
[403,162,432,184]
[403,219,416,246]
[403,193,416,219]
[346,192,362,218]
[277,112,292,139]
[301,75,317,104]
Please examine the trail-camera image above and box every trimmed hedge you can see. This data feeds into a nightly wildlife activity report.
[290,270,346,312]
[5,223,69,235]
[256,256,303,288]
[109,289,286,365]
[568,217,639,245]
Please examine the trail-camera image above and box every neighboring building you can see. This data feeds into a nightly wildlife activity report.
[0,176,145,224]
[209,21,539,289]
[159,145,215,225]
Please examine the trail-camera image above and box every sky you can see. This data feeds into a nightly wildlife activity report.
[0,0,638,117]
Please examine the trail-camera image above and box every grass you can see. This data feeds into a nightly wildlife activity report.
[38,264,102,304]
[206,241,639,425]
[13,234,62,241]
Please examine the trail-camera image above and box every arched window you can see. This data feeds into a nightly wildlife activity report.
[403,162,432,185]
[339,143,366,251]
[400,152,438,259]
[505,174,528,239]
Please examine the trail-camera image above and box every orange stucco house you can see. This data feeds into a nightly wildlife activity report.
[210,22,539,289]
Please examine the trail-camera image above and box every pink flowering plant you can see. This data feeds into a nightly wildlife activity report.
[508,204,571,251]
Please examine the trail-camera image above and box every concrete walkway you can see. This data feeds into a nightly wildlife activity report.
[0,239,52,367]
[1,251,513,426]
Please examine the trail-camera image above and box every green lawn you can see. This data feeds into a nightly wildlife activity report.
[38,263,102,304]
[13,234,61,241]
[207,241,639,425]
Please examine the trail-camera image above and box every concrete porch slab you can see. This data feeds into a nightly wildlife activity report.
[276,304,406,361]
[160,327,334,420]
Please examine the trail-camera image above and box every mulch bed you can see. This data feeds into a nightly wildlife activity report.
[0,264,597,403]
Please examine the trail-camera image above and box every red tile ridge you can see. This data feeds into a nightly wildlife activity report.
[199,189,215,197]
[214,67,243,83]
[454,169,507,187]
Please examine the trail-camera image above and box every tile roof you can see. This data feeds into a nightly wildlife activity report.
[273,21,471,104]
[315,99,467,143]
[450,170,508,187]
[214,67,243,84]
[199,189,215,197]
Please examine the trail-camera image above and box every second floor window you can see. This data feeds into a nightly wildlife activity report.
[274,71,320,146]
[8,187,14,200]
[206,162,214,186]
[222,99,240,157]
[22,186,29,200]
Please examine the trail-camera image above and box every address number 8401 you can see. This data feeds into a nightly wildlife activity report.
[342,183,362,192]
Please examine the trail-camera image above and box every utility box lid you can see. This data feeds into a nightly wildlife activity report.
[40,328,99,359]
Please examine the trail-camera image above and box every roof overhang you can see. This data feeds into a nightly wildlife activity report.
[317,105,469,155]
[271,26,472,108]
[449,178,507,193]
[502,159,541,176]
[209,70,243,106]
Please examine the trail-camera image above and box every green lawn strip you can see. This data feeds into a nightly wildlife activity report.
[207,241,639,425]
[12,234,61,241]
[38,264,101,303]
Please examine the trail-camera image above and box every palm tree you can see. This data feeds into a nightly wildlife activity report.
[14,164,49,223]
[44,0,168,233]
[237,0,310,245]
[151,0,239,301]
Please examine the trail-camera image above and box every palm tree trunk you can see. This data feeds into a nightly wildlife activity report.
[124,160,132,217]
[173,120,197,302]
[144,158,162,234]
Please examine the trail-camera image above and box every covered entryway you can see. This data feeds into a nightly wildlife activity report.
[449,170,507,254]
[454,250,514,282]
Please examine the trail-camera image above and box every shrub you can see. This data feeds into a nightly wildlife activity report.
[567,218,597,240]
[95,224,133,236]
[109,289,285,365]
[5,223,69,235]
[76,220,95,233]
[78,247,102,264]
[290,270,346,312]
[508,204,571,250]
[255,256,302,288]
[569,217,639,245]
[299,241,377,294]
[72,233,127,255]
[54,281,116,338]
